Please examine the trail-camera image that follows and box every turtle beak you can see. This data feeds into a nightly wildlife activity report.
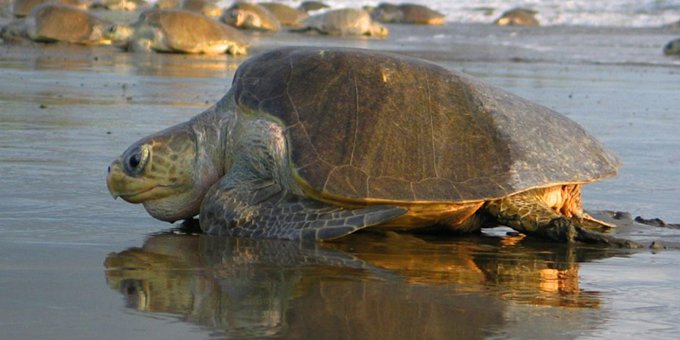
[106,160,120,199]
[107,159,123,199]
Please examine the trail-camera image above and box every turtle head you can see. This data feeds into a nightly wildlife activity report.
[663,39,680,56]
[104,23,134,47]
[370,23,389,37]
[107,121,220,223]
[222,8,261,29]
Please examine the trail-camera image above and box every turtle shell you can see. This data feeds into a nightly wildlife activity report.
[398,4,445,24]
[231,47,619,203]
[304,9,374,36]
[30,4,107,44]
[13,0,84,17]
[259,2,308,27]
[140,9,248,52]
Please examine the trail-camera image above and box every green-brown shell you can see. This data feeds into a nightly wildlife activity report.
[29,4,109,44]
[372,3,445,24]
[180,0,222,18]
[398,4,445,24]
[13,0,84,17]
[232,47,619,203]
[259,2,308,27]
[140,9,248,52]
[302,8,385,36]
[298,1,329,13]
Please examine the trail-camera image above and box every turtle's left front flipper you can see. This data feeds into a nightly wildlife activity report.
[200,178,407,241]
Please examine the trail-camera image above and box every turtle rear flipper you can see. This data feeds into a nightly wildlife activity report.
[200,178,407,241]
[485,190,641,248]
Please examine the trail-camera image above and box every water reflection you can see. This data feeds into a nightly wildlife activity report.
[105,228,630,337]
[1,44,244,79]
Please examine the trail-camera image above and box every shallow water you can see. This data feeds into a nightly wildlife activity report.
[266,0,680,27]
[1,23,680,338]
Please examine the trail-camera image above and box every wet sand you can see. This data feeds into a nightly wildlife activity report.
[2,21,680,338]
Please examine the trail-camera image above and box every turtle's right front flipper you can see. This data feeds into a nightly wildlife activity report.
[199,178,407,241]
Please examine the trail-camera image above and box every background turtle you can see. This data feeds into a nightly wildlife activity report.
[295,8,388,37]
[663,38,680,55]
[298,1,328,13]
[494,8,539,27]
[258,2,308,27]
[110,8,249,55]
[5,3,114,44]
[89,0,147,11]
[180,0,221,19]
[154,0,179,10]
[371,3,445,25]
[107,46,635,246]
[221,2,280,32]
[12,0,86,17]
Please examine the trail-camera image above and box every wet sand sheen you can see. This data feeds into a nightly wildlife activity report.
[1,21,680,338]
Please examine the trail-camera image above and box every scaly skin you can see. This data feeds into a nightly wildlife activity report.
[485,187,642,248]
[107,103,231,222]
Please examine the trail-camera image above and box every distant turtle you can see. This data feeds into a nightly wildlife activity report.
[221,2,280,32]
[663,38,680,55]
[371,3,445,25]
[295,8,388,36]
[12,0,86,17]
[298,1,328,13]
[89,0,147,11]
[154,0,180,10]
[109,9,249,54]
[259,2,308,27]
[107,46,636,247]
[494,8,539,27]
[180,0,221,19]
[3,4,114,44]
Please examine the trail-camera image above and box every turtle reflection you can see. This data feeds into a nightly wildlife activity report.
[105,231,626,337]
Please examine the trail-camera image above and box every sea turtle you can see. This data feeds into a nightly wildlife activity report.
[298,1,328,13]
[221,2,280,32]
[89,0,147,11]
[663,38,680,55]
[371,3,445,25]
[259,2,308,27]
[180,0,221,19]
[494,8,539,27]
[12,0,85,17]
[2,3,114,44]
[107,47,636,246]
[109,8,249,55]
[295,8,388,37]
[154,0,180,10]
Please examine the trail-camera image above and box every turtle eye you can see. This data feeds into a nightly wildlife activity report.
[129,154,140,168]
[125,145,150,175]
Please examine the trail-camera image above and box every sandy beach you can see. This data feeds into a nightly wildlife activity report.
[2,3,680,338]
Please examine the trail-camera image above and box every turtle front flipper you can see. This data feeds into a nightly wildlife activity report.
[199,178,407,241]
[485,190,641,248]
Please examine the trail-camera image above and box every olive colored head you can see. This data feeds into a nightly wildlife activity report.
[222,8,257,28]
[104,23,134,47]
[664,39,680,56]
[106,123,218,222]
